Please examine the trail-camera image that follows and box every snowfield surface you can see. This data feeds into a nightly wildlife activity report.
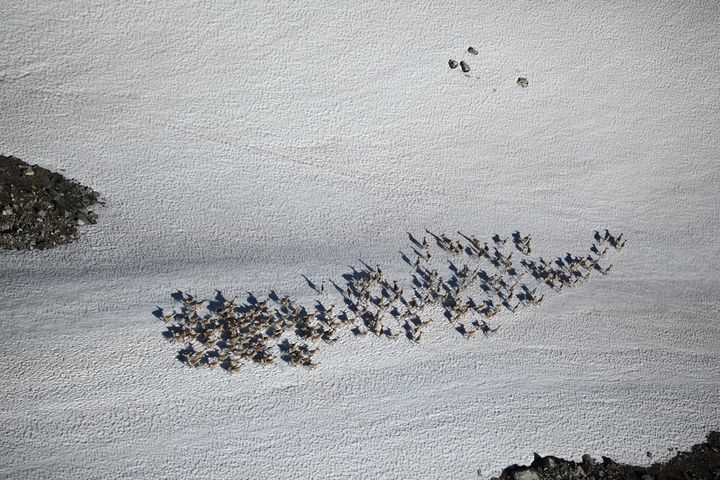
[2,1,720,478]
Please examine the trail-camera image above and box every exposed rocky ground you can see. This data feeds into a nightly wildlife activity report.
[0,155,101,250]
[495,432,720,480]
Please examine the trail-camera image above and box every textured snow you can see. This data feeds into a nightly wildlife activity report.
[2,1,720,478]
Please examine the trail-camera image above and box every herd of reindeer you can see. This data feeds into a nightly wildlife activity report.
[158,229,625,373]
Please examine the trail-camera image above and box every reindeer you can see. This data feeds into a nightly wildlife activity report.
[530,294,545,306]
[484,325,501,337]
[188,349,206,367]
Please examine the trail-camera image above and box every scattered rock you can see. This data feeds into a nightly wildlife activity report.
[449,59,458,69]
[708,431,720,449]
[468,46,478,55]
[601,456,617,471]
[582,454,597,468]
[510,467,539,480]
[460,60,470,73]
[0,155,102,251]
[497,432,720,480]
[517,77,529,88]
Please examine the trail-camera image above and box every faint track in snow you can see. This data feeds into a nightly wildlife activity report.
[141,115,398,188]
